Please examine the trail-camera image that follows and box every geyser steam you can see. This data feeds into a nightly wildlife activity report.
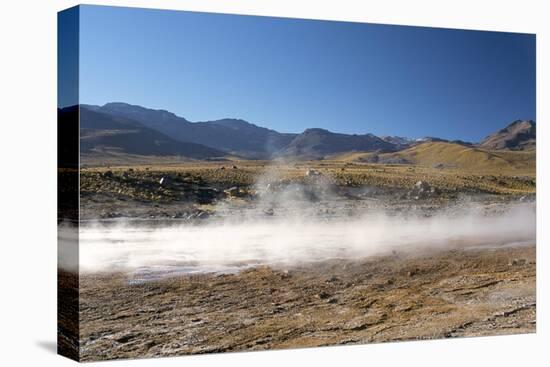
[73,202,535,276]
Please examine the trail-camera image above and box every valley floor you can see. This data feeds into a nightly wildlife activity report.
[76,160,536,220]
[75,245,535,361]
[56,160,537,361]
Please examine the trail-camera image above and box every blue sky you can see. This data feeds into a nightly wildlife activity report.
[74,5,535,142]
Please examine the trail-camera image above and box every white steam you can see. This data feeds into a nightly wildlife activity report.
[73,202,535,277]
[60,164,536,277]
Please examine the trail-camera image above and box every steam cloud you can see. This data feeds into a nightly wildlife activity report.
[66,202,535,277]
[59,163,536,277]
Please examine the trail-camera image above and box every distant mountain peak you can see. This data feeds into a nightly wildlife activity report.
[303,128,331,134]
[480,119,536,151]
[102,102,184,122]
[103,102,132,107]
[284,127,396,158]
[77,106,225,159]
[208,118,257,130]
[497,119,535,133]
[380,136,414,149]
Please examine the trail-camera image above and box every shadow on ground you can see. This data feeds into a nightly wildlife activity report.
[36,340,57,354]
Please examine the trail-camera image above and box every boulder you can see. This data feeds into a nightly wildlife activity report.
[415,180,431,191]
[306,169,321,177]
[197,211,210,219]
[224,186,246,198]
[408,180,439,199]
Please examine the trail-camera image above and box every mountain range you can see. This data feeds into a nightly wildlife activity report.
[78,107,225,158]
[68,102,535,160]
[82,103,295,159]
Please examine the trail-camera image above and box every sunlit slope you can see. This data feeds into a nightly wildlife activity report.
[340,142,535,174]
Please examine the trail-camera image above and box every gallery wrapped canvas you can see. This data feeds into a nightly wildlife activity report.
[58,5,536,362]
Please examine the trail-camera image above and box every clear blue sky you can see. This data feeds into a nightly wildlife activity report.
[74,5,535,142]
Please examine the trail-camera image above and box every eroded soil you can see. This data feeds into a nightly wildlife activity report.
[77,245,535,361]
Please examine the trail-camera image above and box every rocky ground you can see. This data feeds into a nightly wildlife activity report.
[61,161,536,361]
[79,161,535,220]
[76,245,535,361]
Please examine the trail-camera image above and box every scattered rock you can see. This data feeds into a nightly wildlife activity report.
[316,291,331,300]
[225,186,246,198]
[415,180,431,191]
[306,169,321,177]
[186,211,211,220]
[407,269,418,277]
[196,188,221,204]
[408,180,439,200]
[197,211,210,219]
[509,258,527,266]
[115,333,138,344]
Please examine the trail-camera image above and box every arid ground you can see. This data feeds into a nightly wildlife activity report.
[60,155,536,361]
[74,245,535,361]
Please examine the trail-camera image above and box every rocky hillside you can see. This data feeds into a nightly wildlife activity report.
[79,106,226,159]
[344,141,535,174]
[284,128,395,159]
[380,136,414,149]
[479,120,536,150]
[85,103,296,159]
